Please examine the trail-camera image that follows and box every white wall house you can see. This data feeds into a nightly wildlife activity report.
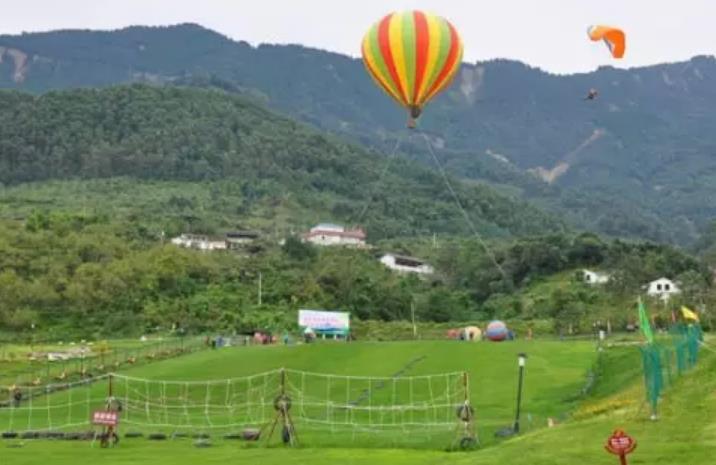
[646,277,681,301]
[303,223,366,247]
[380,253,434,275]
[582,269,610,285]
[170,234,227,251]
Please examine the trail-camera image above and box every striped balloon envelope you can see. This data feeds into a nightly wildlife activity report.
[361,11,463,127]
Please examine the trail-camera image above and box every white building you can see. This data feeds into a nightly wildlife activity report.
[303,223,366,247]
[170,234,227,251]
[582,269,610,285]
[379,253,434,275]
[646,277,681,301]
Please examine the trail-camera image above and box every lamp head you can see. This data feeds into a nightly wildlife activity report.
[518,353,527,367]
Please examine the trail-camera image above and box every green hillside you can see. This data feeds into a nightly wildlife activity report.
[1,182,710,338]
[0,84,560,240]
[3,25,716,243]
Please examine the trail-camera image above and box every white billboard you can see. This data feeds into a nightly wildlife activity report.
[298,309,350,331]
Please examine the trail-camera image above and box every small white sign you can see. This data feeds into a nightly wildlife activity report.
[298,310,350,331]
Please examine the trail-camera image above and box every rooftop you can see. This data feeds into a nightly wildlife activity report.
[312,223,345,231]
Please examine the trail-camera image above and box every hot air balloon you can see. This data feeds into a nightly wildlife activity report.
[587,25,626,59]
[361,11,464,128]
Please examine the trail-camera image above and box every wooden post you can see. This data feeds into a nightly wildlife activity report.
[280,368,285,397]
[463,372,469,403]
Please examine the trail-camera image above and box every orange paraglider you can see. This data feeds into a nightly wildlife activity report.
[361,11,463,128]
[587,25,626,59]
[585,25,625,100]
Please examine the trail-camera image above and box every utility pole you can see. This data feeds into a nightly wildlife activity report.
[258,272,263,306]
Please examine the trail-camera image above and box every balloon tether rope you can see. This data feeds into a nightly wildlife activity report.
[418,130,507,279]
[354,133,405,225]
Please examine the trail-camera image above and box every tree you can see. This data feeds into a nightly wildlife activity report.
[282,236,316,262]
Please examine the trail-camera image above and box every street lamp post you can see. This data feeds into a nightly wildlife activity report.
[513,353,527,434]
[30,323,36,353]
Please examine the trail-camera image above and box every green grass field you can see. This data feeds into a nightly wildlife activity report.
[2,338,715,464]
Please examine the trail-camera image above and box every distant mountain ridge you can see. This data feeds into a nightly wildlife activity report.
[2,23,716,244]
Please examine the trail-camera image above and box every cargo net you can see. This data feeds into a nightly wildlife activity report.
[0,376,110,434]
[0,370,470,448]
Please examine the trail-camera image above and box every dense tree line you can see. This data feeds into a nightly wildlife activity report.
[0,84,562,240]
[0,211,710,339]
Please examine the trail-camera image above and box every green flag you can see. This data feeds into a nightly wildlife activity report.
[638,298,654,344]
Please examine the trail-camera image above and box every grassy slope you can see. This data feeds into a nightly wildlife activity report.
[4,340,715,464]
[468,342,716,464]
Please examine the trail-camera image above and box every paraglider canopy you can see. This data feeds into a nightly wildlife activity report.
[361,10,464,128]
[587,25,626,59]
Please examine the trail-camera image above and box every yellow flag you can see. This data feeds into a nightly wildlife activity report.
[681,306,700,322]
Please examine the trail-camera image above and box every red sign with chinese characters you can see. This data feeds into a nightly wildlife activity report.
[605,429,636,465]
[92,411,119,426]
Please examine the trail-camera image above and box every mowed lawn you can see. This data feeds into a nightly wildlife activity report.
[2,339,606,463]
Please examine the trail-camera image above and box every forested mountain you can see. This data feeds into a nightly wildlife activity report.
[0,26,716,338]
[0,84,561,240]
[0,71,710,337]
[3,24,715,244]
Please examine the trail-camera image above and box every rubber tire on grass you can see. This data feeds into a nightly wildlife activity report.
[459,437,477,450]
[281,426,293,445]
[1,432,18,439]
[194,439,212,448]
[456,404,475,422]
[100,432,120,448]
[193,433,210,439]
[148,433,167,441]
[223,432,242,440]
[125,431,143,438]
[273,394,292,412]
[172,432,190,439]
[21,431,39,440]
[242,429,260,441]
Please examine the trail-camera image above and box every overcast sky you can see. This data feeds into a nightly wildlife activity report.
[1,0,714,74]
